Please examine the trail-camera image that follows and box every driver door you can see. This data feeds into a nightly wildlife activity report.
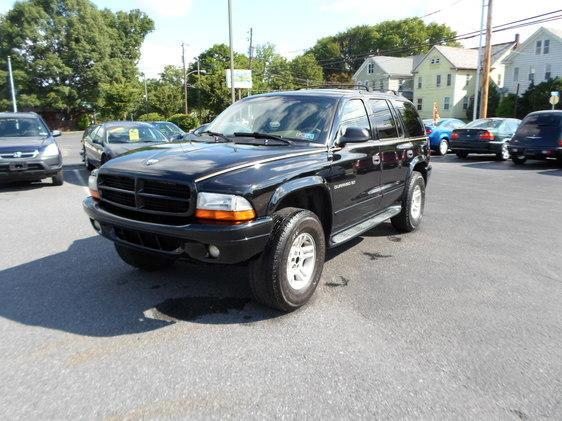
[89,126,105,166]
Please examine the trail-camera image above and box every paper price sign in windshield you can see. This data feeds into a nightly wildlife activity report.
[129,128,140,142]
[226,69,253,89]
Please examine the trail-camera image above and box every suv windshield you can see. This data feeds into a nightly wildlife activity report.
[153,122,183,137]
[0,117,50,138]
[106,125,167,144]
[205,95,337,144]
[466,119,503,129]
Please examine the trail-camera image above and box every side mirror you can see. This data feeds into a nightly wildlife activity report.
[52,130,61,137]
[338,127,371,145]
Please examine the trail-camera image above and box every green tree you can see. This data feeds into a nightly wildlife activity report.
[100,82,142,120]
[0,0,153,120]
[518,78,562,117]
[290,54,324,86]
[496,93,518,118]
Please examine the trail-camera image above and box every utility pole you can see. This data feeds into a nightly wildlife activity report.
[7,56,17,112]
[480,0,493,118]
[228,0,235,104]
[473,0,486,121]
[196,57,201,109]
[142,73,148,114]
[248,27,253,96]
[181,42,189,114]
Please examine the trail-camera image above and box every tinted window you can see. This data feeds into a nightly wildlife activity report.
[393,101,425,137]
[369,99,399,139]
[516,113,562,141]
[0,117,49,138]
[339,99,371,137]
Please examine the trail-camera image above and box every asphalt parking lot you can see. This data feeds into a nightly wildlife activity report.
[1,132,561,419]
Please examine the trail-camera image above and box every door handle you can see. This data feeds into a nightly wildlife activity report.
[396,142,413,150]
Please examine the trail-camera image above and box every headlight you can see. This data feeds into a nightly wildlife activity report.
[195,192,255,222]
[41,142,60,157]
[88,169,100,200]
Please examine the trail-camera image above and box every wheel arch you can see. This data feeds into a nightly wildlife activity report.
[408,156,429,184]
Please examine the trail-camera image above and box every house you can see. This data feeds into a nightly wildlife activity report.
[352,55,423,99]
[412,41,516,119]
[502,27,562,95]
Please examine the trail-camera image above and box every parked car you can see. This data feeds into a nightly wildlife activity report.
[507,111,562,165]
[423,118,466,156]
[450,117,521,160]
[84,89,431,311]
[0,112,63,185]
[83,121,168,170]
[149,121,185,141]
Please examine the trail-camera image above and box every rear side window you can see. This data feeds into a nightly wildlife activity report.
[369,99,399,139]
[393,101,425,137]
[516,113,562,141]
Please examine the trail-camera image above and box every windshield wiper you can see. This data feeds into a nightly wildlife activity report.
[200,130,233,143]
[233,132,292,145]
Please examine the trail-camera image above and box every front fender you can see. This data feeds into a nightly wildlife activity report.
[268,175,331,214]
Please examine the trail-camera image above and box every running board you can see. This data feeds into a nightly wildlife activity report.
[330,205,402,246]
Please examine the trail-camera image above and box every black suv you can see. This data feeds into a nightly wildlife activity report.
[83,89,431,311]
[0,112,63,185]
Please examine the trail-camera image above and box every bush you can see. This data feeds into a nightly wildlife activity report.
[496,94,518,118]
[192,108,215,124]
[76,114,92,130]
[138,112,164,122]
[168,113,200,131]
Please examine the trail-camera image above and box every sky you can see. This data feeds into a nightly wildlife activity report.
[1,0,560,78]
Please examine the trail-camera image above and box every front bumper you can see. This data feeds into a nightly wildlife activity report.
[83,197,273,264]
[450,140,505,153]
[0,156,62,181]
[508,146,562,160]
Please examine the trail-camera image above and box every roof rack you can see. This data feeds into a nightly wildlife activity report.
[298,83,369,91]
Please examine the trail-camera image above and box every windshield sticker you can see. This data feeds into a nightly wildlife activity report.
[269,121,281,129]
[295,131,316,141]
[129,129,140,142]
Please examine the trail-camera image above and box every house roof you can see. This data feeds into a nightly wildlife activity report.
[353,55,424,79]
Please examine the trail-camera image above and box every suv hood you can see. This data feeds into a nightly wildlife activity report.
[0,136,50,152]
[100,142,323,183]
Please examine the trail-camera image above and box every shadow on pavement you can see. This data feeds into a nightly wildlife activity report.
[462,159,561,174]
[0,236,281,337]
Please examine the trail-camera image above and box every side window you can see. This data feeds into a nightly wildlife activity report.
[369,99,399,140]
[339,99,371,138]
[88,126,100,142]
[393,101,425,137]
[94,127,105,144]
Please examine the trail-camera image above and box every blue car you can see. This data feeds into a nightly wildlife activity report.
[423,118,466,156]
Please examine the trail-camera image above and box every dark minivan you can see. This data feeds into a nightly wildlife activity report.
[508,111,562,165]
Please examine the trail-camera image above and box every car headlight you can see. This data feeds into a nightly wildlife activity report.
[195,192,255,222]
[88,169,100,200]
[41,142,60,157]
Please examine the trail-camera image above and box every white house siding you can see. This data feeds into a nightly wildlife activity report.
[503,28,562,94]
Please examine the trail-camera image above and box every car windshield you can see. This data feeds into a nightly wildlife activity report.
[205,95,337,144]
[465,119,503,129]
[106,125,167,144]
[153,122,183,137]
[0,117,50,138]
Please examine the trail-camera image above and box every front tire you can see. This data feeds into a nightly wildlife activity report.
[512,156,527,165]
[249,208,326,312]
[52,170,64,186]
[84,150,95,171]
[391,171,425,233]
[496,144,509,161]
[114,243,175,271]
[438,139,448,156]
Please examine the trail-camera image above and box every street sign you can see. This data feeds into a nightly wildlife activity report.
[226,69,253,89]
[550,91,559,97]
[549,95,559,106]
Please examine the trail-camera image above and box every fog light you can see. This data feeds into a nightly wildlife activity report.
[208,245,220,258]
[91,219,102,233]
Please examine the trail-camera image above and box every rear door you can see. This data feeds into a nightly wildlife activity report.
[90,126,105,166]
[368,98,409,209]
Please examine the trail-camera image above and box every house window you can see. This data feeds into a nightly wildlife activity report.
[446,74,452,86]
[529,66,535,83]
[443,97,450,110]
[462,96,469,110]
[465,74,470,87]
[417,98,423,111]
[436,75,441,87]
[368,63,374,74]
[418,76,422,89]
[513,67,519,82]
[536,40,542,55]
[544,39,550,54]
[431,58,435,64]
[435,58,440,64]
[545,64,551,80]
[379,80,384,90]
[497,73,502,86]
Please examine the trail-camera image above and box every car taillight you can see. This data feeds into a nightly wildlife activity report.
[425,128,432,135]
[451,132,459,140]
[479,131,495,141]
[559,139,562,147]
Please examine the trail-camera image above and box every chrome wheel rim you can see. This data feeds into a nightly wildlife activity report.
[286,232,316,291]
[440,140,448,155]
[502,145,509,160]
[411,185,423,220]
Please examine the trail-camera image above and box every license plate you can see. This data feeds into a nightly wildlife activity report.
[9,162,28,171]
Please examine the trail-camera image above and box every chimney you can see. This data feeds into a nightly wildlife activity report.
[514,33,520,48]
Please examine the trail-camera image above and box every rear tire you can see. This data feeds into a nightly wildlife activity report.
[249,208,325,312]
[114,243,174,271]
[391,171,425,233]
[456,151,469,159]
[438,139,448,156]
[512,156,527,165]
[52,170,64,186]
[84,150,95,171]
